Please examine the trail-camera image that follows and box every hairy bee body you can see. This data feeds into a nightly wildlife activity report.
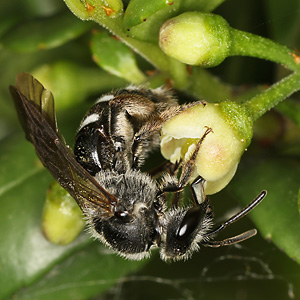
[10,73,266,262]
[72,87,181,259]
[74,87,177,175]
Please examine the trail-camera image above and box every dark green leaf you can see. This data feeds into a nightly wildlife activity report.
[229,155,300,264]
[124,3,180,43]
[180,0,226,12]
[0,134,90,299]
[10,243,145,300]
[0,133,146,300]
[32,61,127,111]
[90,30,145,83]
[1,12,92,53]
[123,0,178,30]
[265,0,300,47]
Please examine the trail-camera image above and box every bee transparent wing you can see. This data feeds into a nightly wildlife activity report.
[10,73,117,217]
[12,72,59,140]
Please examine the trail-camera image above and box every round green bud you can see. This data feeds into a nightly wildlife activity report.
[42,181,85,245]
[159,12,231,67]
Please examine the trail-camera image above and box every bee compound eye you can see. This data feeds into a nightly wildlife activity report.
[176,205,204,240]
[114,210,131,223]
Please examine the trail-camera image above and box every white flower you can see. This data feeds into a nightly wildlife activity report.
[160,102,250,194]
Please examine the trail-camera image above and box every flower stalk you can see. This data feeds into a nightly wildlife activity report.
[158,12,300,193]
[244,72,300,121]
[62,4,300,194]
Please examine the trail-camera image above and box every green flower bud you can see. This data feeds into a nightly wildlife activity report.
[160,102,253,194]
[159,12,231,67]
[42,181,85,245]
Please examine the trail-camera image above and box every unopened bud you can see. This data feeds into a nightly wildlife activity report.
[42,181,85,245]
[159,12,231,67]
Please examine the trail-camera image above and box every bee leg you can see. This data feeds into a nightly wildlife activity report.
[149,160,180,178]
[176,127,212,190]
[132,102,203,169]
[132,105,188,168]
[191,176,206,205]
[158,127,212,207]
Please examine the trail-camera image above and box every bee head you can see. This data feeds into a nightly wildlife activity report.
[160,201,213,261]
[86,170,161,260]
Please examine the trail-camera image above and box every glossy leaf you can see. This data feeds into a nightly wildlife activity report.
[123,0,178,30]
[1,12,92,53]
[10,243,145,300]
[0,135,89,299]
[0,132,145,300]
[265,0,300,46]
[229,156,300,264]
[123,3,180,43]
[32,61,127,111]
[90,30,146,83]
[180,0,226,12]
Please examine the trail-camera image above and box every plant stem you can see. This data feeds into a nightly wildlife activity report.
[244,71,300,121]
[230,28,299,72]
[189,68,233,101]
[64,0,171,71]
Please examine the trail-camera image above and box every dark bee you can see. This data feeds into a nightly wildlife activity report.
[72,84,184,259]
[10,72,266,261]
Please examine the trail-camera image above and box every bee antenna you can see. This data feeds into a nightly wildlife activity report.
[202,229,257,248]
[203,190,267,239]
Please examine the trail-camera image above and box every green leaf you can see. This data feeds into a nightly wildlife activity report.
[1,12,92,53]
[63,0,123,21]
[123,0,225,43]
[0,14,20,38]
[32,61,127,111]
[124,4,180,43]
[123,0,225,34]
[180,0,226,13]
[0,134,89,299]
[265,0,300,47]
[64,0,172,72]
[90,30,146,83]
[10,243,145,300]
[229,155,300,264]
[0,133,145,300]
[123,0,178,30]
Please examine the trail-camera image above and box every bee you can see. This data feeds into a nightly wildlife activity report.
[10,72,266,261]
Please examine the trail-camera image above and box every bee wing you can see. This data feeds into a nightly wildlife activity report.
[10,72,117,217]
